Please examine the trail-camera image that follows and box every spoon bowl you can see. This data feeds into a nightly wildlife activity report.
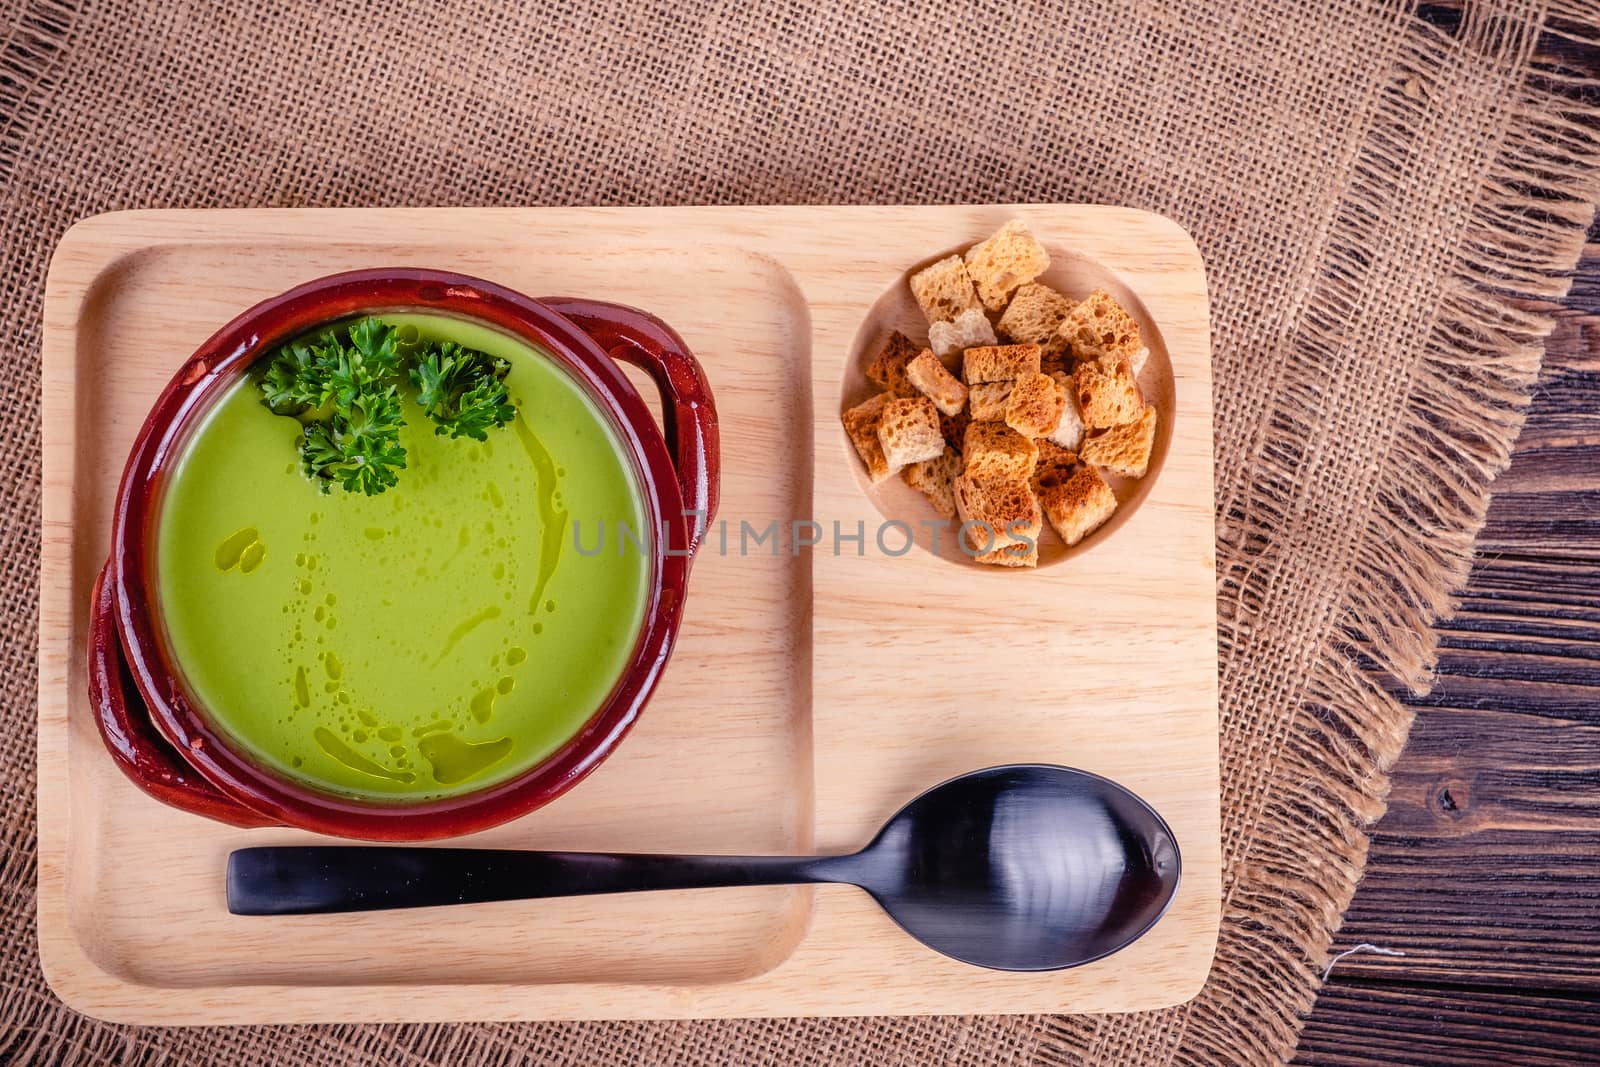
[229,763,1180,971]
[848,764,1180,970]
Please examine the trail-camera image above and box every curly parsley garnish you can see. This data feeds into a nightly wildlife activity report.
[410,342,516,441]
[258,317,517,495]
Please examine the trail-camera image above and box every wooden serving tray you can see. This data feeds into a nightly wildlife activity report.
[39,206,1219,1024]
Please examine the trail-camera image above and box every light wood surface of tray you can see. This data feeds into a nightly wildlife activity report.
[39,205,1219,1024]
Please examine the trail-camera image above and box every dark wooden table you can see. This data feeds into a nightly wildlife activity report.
[1293,239,1600,1062]
[1293,12,1600,1062]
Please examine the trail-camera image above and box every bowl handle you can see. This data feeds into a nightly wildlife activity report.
[88,565,278,829]
[540,298,720,558]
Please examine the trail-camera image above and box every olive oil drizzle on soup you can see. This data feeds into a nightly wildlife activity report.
[156,314,650,801]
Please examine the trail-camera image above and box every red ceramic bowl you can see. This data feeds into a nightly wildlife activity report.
[99,269,718,840]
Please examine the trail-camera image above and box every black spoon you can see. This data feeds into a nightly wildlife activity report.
[227,763,1180,971]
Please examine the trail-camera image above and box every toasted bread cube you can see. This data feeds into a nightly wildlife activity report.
[976,538,1039,568]
[1130,345,1151,377]
[964,220,1050,311]
[968,380,1014,421]
[842,393,895,483]
[963,420,1038,481]
[1072,354,1144,429]
[928,307,997,360]
[1031,444,1078,530]
[1046,371,1085,450]
[866,331,921,398]
[909,255,981,325]
[1081,406,1157,478]
[1041,324,1074,371]
[939,408,970,454]
[963,343,1042,385]
[1040,349,1071,376]
[905,348,968,416]
[876,396,944,469]
[997,283,1076,345]
[903,446,962,519]
[955,473,1043,545]
[1004,372,1066,439]
[1039,465,1117,546]
[1035,438,1077,468]
[1032,439,1078,494]
[955,474,1042,567]
[1055,289,1142,364]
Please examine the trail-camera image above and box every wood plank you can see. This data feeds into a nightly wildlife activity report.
[1474,368,1600,554]
[1473,248,1600,554]
[1298,983,1600,1066]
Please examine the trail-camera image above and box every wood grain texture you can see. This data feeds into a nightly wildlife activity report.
[37,205,1220,1024]
[1300,984,1600,1067]
[1296,233,1600,1060]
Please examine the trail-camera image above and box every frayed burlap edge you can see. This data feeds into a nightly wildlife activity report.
[0,0,77,182]
[2,3,82,1065]
[1040,8,1600,1065]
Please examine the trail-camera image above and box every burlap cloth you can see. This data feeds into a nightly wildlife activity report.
[5,1,1600,1063]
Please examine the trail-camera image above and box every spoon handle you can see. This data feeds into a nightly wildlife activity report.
[227,846,854,916]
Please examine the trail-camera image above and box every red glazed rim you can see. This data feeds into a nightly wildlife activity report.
[109,269,706,840]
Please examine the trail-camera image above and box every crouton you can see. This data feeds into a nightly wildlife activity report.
[968,380,1014,421]
[1046,370,1085,450]
[964,220,1051,311]
[954,474,1042,568]
[1038,465,1118,546]
[842,393,895,483]
[939,408,970,454]
[905,348,968,416]
[928,307,997,360]
[1035,438,1077,468]
[1081,406,1158,478]
[963,420,1038,481]
[876,396,945,469]
[903,446,961,519]
[909,255,981,324]
[1041,326,1075,371]
[866,331,921,398]
[997,282,1076,345]
[1130,345,1151,377]
[1054,289,1142,364]
[1032,439,1078,494]
[976,537,1039,568]
[962,343,1042,385]
[1072,354,1144,428]
[1004,372,1066,438]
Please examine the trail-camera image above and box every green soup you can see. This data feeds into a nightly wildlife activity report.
[156,313,651,801]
